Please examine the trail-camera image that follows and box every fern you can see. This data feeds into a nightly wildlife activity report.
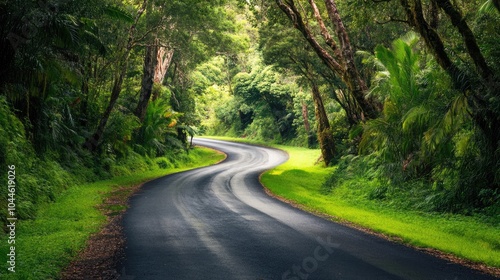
[478,0,498,15]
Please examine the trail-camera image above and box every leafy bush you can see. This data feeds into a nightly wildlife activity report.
[103,111,141,157]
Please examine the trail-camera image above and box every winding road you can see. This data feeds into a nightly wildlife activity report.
[120,138,496,280]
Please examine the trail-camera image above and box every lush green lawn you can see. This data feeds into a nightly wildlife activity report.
[0,147,225,280]
[207,136,500,269]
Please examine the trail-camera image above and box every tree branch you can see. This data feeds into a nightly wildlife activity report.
[432,0,494,84]
[275,0,344,74]
[307,0,343,61]
[375,17,408,24]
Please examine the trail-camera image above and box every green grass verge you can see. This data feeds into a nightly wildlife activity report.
[206,136,500,269]
[0,147,225,279]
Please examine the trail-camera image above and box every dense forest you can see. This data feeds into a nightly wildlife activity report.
[1,0,499,226]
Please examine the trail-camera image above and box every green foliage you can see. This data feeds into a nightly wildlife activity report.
[290,89,318,148]
[103,5,134,23]
[0,0,243,227]
[0,98,79,220]
[198,84,235,135]
[102,111,140,157]
[0,0,498,270]
[322,154,382,195]
[350,31,498,214]
[196,52,301,144]
[231,65,297,142]
[133,99,182,156]
[361,34,455,182]
[0,97,31,169]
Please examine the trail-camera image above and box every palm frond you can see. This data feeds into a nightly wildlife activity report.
[50,14,80,48]
[103,6,134,23]
[135,99,183,156]
[402,105,432,132]
[442,94,469,133]
[478,0,497,15]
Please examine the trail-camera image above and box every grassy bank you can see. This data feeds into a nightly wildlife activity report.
[0,147,224,279]
[207,136,500,270]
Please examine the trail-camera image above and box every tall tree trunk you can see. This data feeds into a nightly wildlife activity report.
[152,47,174,101]
[290,56,339,151]
[80,58,91,128]
[323,0,376,120]
[177,126,187,146]
[301,100,317,147]
[154,47,174,84]
[400,0,466,90]
[85,75,124,151]
[84,0,148,152]
[400,0,498,119]
[135,39,174,119]
[135,44,158,121]
[429,1,439,29]
[301,101,311,133]
[311,82,335,166]
[308,0,342,60]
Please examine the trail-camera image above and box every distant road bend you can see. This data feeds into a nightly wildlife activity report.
[121,138,496,280]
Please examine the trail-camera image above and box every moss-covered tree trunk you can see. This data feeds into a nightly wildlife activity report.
[311,82,335,166]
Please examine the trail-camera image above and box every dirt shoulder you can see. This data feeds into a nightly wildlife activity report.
[60,184,142,280]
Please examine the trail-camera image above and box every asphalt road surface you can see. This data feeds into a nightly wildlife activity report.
[120,138,497,280]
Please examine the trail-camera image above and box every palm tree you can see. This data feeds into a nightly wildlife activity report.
[134,99,182,156]
[361,33,458,180]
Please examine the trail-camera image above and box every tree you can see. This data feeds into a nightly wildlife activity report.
[134,0,239,145]
[134,0,176,121]
[275,0,381,123]
[84,0,149,152]
[135,42,159,121]
[259,6,347,164]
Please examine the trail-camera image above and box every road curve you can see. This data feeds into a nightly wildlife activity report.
[120,138,496,280]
